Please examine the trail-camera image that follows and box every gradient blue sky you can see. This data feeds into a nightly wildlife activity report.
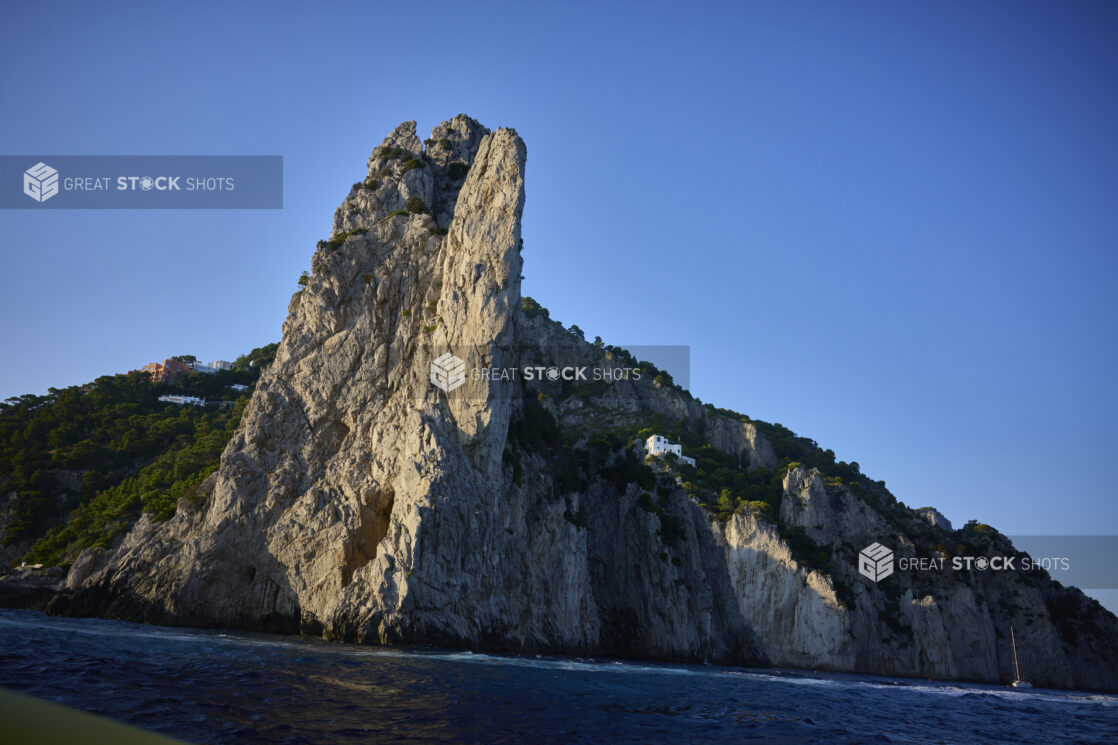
[2,2,1116,575]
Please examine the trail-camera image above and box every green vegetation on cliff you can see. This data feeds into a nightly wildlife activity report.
[516,299,950,607]
[0,344,276,565]
[22,397,248,566]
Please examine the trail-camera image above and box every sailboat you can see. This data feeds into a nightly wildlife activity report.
[1010,625,1032,688]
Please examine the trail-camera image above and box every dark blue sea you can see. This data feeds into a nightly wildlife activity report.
[0,609,1114,744]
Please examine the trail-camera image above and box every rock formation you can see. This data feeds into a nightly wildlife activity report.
[50,116,1118,691]
[56,116,764,665]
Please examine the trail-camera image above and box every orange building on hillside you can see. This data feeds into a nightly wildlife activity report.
[138,359,194,384]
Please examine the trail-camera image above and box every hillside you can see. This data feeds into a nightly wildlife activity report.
[512,306,1118,686]
[0,344,276,566]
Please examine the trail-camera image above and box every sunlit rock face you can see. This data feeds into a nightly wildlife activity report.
[57,117,1118,691]
[59,117,766,666]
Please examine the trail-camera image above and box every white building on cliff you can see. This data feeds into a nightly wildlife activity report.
[159,394,206,406]
[645,434,695,467]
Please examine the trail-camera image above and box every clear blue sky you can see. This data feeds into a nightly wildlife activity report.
[2,2,1116,559]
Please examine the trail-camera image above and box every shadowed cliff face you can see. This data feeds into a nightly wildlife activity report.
[52,117,1118,690]
[716,469,1118,692]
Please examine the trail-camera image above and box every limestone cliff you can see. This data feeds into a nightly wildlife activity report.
[718,468,1118,691]
[57,117,764,665]
[53,116,1118,691]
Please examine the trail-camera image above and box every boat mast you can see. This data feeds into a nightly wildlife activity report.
[1011,625,1022,682]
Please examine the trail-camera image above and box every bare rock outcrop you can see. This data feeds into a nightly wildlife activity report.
[719,465,1118,690]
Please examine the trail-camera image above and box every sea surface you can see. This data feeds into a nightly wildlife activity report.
[0,609,1114,744]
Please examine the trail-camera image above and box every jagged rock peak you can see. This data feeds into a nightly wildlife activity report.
[58,114,537,655]
[333,116,498,236]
